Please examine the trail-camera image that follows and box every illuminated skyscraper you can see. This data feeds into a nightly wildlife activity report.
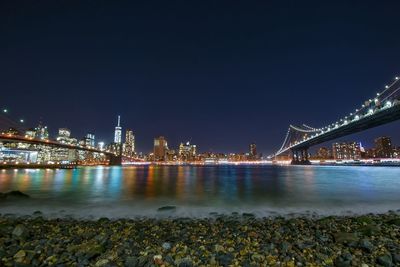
[114,115,122,144]
[374,136,393,158]
[35,122,49,140]
[249,143,257,160]
[178,141,197,161]
[154,136,168,161]
[123,129,135,157]
[85,133,95,148]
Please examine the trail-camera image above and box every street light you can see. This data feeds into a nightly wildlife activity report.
[20,119,24,123]
[3,109,7,113]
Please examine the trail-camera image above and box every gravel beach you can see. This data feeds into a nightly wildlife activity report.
[1,212,400,266]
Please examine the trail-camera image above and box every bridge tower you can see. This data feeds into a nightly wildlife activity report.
[291,148,311,165]
[108,142,123,166]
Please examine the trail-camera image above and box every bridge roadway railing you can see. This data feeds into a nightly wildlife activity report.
[278,99,400,155]
[0,134,113,155]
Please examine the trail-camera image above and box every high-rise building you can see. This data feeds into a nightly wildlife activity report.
[97,142,105,151]
[35,123,49,140]
[249,143,257,160]
[114,115,122,144]
[332,142,361,160]
[154,136,168,161]
[317,147,331,159]
[178,141,197,161]
[123,129,135,157]
[85,133,95,148]
[374,136,393,158]
[24,128,36,138]
[58,128,71,138]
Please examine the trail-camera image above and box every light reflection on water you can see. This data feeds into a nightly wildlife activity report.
[0,165,400,218]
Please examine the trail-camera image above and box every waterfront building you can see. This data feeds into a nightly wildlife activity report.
[374,136,393,158]
[53,128,78,162]
[249,143,257,160]
[332,142,361,160]
[317,147,331,159]
[35,123,49,140]
[123,129,135,157]
[178,141,197,161]
[154,136,168,161]
[114,116,122,144]
[56,128,77,145]
[3,127,20,136]
[97,142,105,151]
[85,133,95,148]
[24,128,36,138]
[166,149,177,161]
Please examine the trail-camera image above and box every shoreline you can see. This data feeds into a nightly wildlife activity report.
[1,212,399,266]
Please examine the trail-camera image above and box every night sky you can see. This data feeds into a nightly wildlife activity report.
[1,1,399,154]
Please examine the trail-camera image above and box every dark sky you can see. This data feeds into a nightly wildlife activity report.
[1,1,399,154]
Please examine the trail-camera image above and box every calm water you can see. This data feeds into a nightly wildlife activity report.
[1,165,400,218]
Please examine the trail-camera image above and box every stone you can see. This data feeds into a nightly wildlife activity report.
[359,239,374,252]
[177,258,193,267]
[280,241,291,253]
[153,254,163,265]
[334,256,351,267]
[12,224,29,239]
[214,244,225,252]
[393,254,400,264]
[157,206,176,211]
[13,250,26,263]
[162,242,171,250]
[377,254,393,267]
[387,218,400,226]
[95,259,110,266]
[355,216,374,225]
[4,190,30,199]
[216,253,233,266]
[359,225,380,237]
[333,232,358,243]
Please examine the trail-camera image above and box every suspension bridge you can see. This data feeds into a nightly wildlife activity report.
[275,75,400,164]
[0,112,123,166]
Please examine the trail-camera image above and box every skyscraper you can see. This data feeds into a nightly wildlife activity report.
[154,136,168,161]
[249,143,257,160]
[85,133,95,148]
[374,136,393,158]
[114,115,122,144]
[123,129,135,157]
[178,141,197,161]
[35,122,49,140]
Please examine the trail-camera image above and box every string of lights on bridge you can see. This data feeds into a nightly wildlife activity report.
[276,75,400,155]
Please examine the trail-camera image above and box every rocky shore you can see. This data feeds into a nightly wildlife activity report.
[1,212,400,267]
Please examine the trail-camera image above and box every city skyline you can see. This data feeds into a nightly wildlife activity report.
[1,1,400,154]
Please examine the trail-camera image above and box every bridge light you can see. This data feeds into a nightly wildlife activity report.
[355,115,360,120]
[19,119,24,123]
[362,104,365,107]
[368,108,373,114]
[377,93,380,96]
[385,85,389,89]
[386,101,392,107]
[396,77,399,80]
[3,109,7,113]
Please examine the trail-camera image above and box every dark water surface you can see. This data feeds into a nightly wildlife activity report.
[1,165,400,218]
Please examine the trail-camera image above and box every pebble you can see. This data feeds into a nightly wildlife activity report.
[0,213,398,266]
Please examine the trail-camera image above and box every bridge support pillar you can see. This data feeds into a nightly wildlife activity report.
[291,148,311,165]
[109,154,122,166]
[108,144,123,166]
